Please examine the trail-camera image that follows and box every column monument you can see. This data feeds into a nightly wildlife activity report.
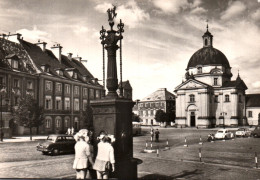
[90,6,140,179]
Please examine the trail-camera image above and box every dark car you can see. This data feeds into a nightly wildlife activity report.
[251,126,260,138]
[36,134,76,155]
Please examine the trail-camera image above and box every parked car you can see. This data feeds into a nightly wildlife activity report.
[251,126,260,138]
[132,122,142,136]
[235,128,251,137]
[214,129,234,140]
[36,134,76,155]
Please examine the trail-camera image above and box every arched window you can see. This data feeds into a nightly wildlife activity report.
[190,94,195,102]
[55,117,62,128]
[204,39,208,46]
[45,116,52,128]
[225,95,230,102]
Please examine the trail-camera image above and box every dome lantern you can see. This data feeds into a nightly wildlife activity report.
[202,23,213,47]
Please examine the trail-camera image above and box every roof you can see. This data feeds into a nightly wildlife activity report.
[222,75,247,89]
[141,88,175,101]
[246,94,260,107]
[118,80,132,90]
[187,47,230,69]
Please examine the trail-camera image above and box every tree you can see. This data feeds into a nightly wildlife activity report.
[81,105,93,131]
[132,113,141,122]
[12,94,44,140]
[155,109,167,123]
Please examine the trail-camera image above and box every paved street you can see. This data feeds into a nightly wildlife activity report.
[1,127,260,179]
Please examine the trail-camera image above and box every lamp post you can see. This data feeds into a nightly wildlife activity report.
[221,112,227,129]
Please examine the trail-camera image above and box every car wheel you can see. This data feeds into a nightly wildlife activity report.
[224,136,228,140]
[42,152,48,155]
[52,149,59,156]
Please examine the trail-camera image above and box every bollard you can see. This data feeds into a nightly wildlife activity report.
[145,140,148,150]
[199,148,202,162]
[151,142,153,150]
[255,152,258,169]
[184,137,188,147]
[151,136,153,142]
[166,138,169,146]
[157,146,159,157]
[199,135,203,145]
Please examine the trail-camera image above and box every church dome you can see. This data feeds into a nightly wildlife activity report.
[187,47,230,69]
[187,25,231,69]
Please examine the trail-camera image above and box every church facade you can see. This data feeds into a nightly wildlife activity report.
[174,26,247,128]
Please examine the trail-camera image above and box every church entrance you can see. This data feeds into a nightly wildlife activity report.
[190,111,195,127]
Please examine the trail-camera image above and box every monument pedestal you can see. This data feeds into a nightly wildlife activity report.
[91,98,139,179]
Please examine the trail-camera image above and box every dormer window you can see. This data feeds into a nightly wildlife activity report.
[197,67,202,74]
[41,65,50,73]
[56,69,64,76]
[13,60,19,69]
[73,72,78,79]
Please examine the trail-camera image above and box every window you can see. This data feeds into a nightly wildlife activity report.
[65,84,70,94]
[96,90,100,99]
[225,95,230,102]
[214,78,218,85]
[145,110,148,116]
[83,100,88,111]
[215,95,218,103]
[13,60,19,69]
[151,110,154,116]
[248,111,253,118]
[56,118,61,128]
[45,81,52,91]
[0,77,3,86]
[55,96,62,110]
[27,81,33,89]
[13,79,20,88]
[89,89,94,99]
[56,83,62,92]
[64,118,69,128]
[83,88,88,97]
[46,118,51,128]
[204,39,208,46]
[190,95,195,102]
[73,72,78,79]
[74,86,79,95]
[65,97,70,110]
[197,67,202,74]
[45,96,52,109]
[139,103,143,107]
[74,98,79,111]
[140,111,143,116]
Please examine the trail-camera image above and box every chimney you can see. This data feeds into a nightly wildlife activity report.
[51,44,63,63]
[7,33,22,44]
[67,53,73,60]
[36,40,47,52]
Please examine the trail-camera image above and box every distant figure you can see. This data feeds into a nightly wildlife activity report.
[155,129,160,142]
[71,127,75,135]
[67,128,71,135]
[150,127,154,142]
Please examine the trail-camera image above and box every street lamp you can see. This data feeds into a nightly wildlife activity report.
[0,91,8,141]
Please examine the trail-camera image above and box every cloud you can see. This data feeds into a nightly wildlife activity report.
[252,81,260,88]
[95,1,150,28]
[153,0,189,14]
[190,7,207,14]
[251,9,260,21]
[221,1,246,20]
[73,25,89,35]
[17,26,51,43]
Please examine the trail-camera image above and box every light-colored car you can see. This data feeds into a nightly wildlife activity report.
[235,128,251,137]
[214,129,234,140]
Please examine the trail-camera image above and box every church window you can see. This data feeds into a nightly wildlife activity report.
[197,67,202,74]
[190,95,195,102]
[214,78,218,85]
[215,95,218,103]
[225,95,230,102]
[248,111,252,118]
[204,39,208,46]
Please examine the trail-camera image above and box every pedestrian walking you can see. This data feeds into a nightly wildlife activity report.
[93,132,115,179]
[71,127,75,135]
[73,129,94,179]
[67,128,71,135]
[150,127,154,142]
[155,129,160,142]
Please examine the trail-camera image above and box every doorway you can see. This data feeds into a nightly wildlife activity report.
[190,111,195,127]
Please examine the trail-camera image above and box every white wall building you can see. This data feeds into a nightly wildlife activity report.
[174,26,247,128]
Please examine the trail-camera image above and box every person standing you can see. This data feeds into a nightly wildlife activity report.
[67,128,71,135]
[150,127,154,142]
[93,135,115,179]
[155,129,160,142]
[71,127,75,135]
[73,130,94,179]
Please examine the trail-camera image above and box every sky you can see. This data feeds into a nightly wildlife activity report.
[1,0,260,100]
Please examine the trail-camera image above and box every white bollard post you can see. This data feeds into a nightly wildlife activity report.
[151,142,153,150]
[255,152,258,169]
[199,148,202,162]
[184,137,188,147]
[145,140,148,150]
[157,147,159,157]
[199,136,203,145]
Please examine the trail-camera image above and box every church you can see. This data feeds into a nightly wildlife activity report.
[174,25,247,128]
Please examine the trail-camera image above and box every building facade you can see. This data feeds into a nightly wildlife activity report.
[134,88,175,126]
[174,27,247,128]
[0,33,104,136]
[246,94,260,126]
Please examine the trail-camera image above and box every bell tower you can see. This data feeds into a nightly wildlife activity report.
[202,22,213,47]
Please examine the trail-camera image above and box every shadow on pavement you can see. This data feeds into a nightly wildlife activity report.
[140,169,204,179]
